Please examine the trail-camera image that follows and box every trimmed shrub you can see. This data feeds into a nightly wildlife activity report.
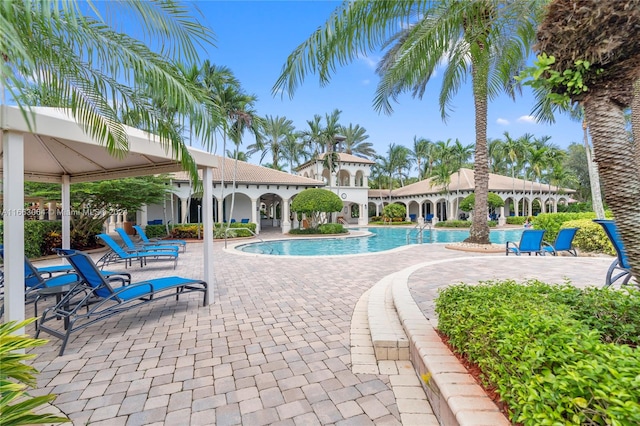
[318,223,346,234]
[562,219,614,255]
[532,212,611,242]
[459,192,504,212]
[506,216,527,225]
[436,280,640,425]
[434,220,497,228]
[382,203,406,220]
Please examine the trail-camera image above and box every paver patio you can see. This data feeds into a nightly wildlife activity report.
[23,229,612,425]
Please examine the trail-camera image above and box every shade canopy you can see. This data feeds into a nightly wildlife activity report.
[1,105,217,325]
[0,106,217,183]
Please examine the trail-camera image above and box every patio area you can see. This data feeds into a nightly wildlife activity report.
[24,233,613,425]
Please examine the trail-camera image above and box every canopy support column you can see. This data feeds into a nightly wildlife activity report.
[61,174,71,249]
[3,130,25,324]
[202,167,215,304]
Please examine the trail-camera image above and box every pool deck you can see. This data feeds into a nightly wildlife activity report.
[23,228,613,425]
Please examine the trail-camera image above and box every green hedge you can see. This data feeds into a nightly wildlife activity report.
[146,222,258,239]
[506,216,527,225]
[532,212,611,242]
[1,221,66,258]
[436,280,640,425]
[434,220,498,228]
[561,219,615,255]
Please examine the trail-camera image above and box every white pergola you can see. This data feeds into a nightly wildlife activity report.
[1,106,217,323]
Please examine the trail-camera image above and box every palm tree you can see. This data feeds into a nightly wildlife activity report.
[340,124,375,158]
[389,144,411,188]
[250,115,295,170]
[3,1,219,183]
[276,0,544,244]
[431,163,453,221]
[281,132,309,173]
[300,115,325,179]
[502,132,522,215]
[487,138,507,174]
[410,137,431,180]
[322,109,343,153]
[202,63,260,224]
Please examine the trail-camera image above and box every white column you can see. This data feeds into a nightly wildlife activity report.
[48,201,57,221]
[38,198,45,220]
[180,198,188,224]
[281,198,291,234]
[251,198,260,234]
[358,203,367,226]
[61,174,71,249]
[202,167,215,305]
[3,131,25,323]
[217,196,224,224]
[140,204,148,228]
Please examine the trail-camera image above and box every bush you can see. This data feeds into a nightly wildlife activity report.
[318,223,346,234]
[434,220,497,228]
[144,224,168,238]
[0,319,69,425]
[436,280,640,425]
[1,220,98,258]
[382,203,406,220]
[459,192,504,212]
[506,216,527,225]
[562,219,614,255]
[533,212,611,242]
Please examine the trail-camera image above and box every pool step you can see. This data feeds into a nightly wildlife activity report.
[367,273,410,361]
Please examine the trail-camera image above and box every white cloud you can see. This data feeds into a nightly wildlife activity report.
[359,55,379,69]
[517,115,537,124]
[362,79,370,86]
[496,118,510,126]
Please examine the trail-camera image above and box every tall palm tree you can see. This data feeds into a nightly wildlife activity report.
[340,123,375,158]
[502,132,522,215]
[487,138,507,174]
[202,63,258,223]
[322,109,343,153]
[250,115,295,170]
[281,132,309,173]
[2,1,219,183]
[410,136,431,180]
[389,144,411,188]
[273,0,543,244]
[431,163,453,221]
[300,115,325,179]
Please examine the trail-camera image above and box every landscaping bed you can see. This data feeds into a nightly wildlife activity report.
[435,280,640,425]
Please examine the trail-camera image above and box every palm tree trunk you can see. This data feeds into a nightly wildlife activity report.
[632,79,640,170]
[583,120,605,219]
[584,95,640,281]
[466,65,490,244]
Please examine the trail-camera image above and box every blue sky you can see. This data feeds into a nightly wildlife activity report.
[200,2,581,163]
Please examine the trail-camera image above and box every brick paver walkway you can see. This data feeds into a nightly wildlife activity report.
[23,230,612,425]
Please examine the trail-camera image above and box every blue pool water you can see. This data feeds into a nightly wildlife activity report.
[237,227,524,256]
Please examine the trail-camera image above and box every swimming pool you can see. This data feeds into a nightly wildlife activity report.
[236,227,524,256]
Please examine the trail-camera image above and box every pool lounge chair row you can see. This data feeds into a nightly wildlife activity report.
[36,249,207,355]
[96,232,180,269]
[506,228,579,257]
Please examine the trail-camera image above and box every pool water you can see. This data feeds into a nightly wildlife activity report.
[237,227,524,256]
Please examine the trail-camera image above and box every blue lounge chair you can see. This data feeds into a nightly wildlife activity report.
[0,244,73,277]
[133,225,187,252]
[505,229,546,256]
[542,228,579,256]
[593,219,634,288]
[96,233,179,269]
[240,218,250,224]
[115,228,181,254]
[36,249,207,355]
